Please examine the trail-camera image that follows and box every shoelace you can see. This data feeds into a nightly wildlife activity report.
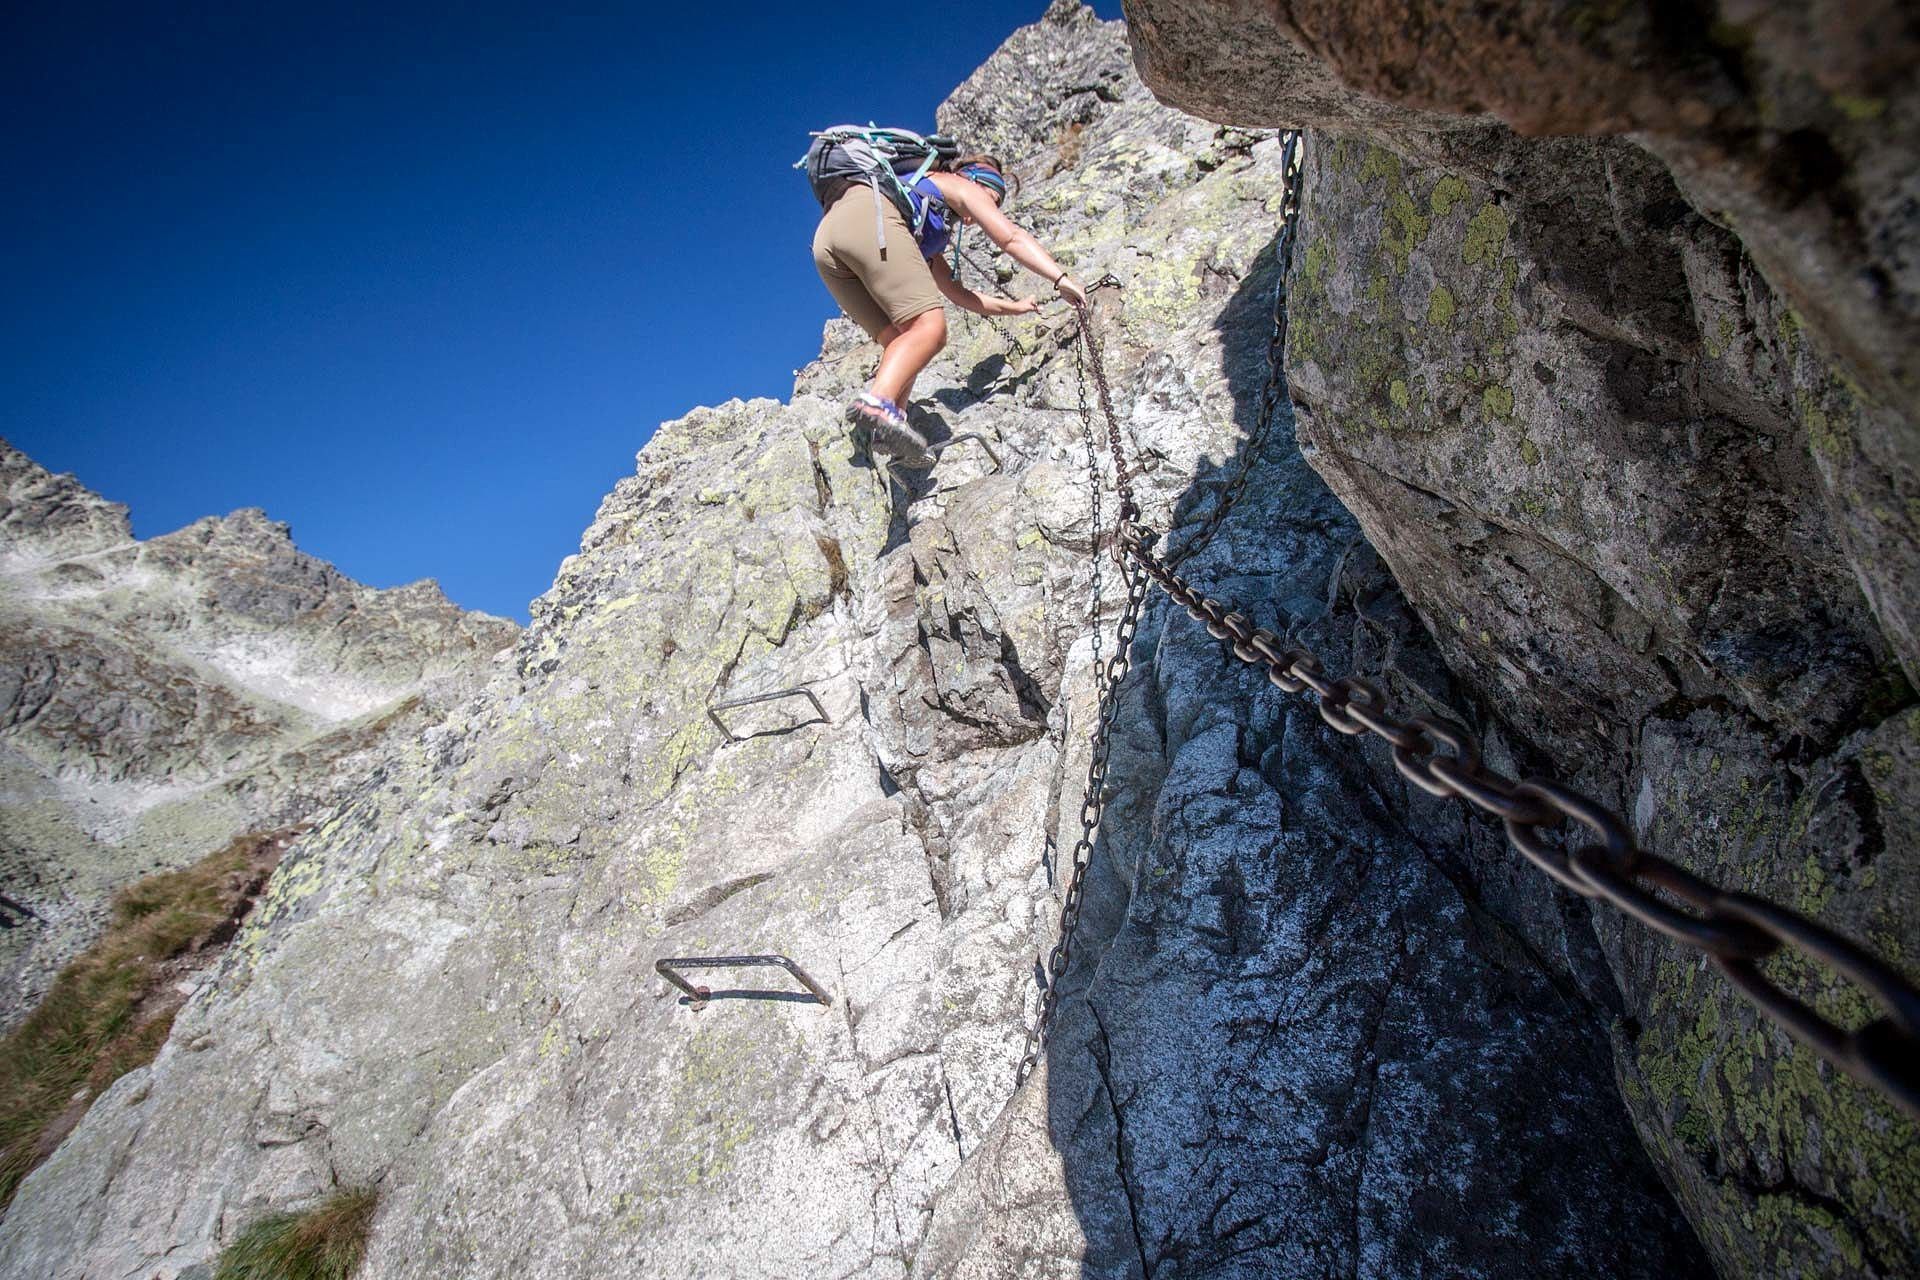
[855,393,907,427]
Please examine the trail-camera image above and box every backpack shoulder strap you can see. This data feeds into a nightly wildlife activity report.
[898,155,943,229]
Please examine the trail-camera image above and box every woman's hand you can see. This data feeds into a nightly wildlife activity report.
[1054,273,1087,308]
[987,296,1040,317]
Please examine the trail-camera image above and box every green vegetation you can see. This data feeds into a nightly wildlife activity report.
[1832,94,1885,121]
[1798,388,1853,461]
[1462,201,1512,267]
[215,1186,380,1280]
[1429,175,1470,217]
[0,829,290,1210]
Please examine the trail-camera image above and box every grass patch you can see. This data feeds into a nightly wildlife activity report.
[0,828,294,1211]
[215,1186,379,1280]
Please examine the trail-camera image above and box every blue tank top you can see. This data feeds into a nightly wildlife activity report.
[905,175,954,259]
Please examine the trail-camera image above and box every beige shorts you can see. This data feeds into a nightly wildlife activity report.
[812,185,943,341]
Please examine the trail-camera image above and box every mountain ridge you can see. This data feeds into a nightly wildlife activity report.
[0,437,518,1029]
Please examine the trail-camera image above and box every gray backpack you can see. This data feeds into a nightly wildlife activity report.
[799,124,959,253]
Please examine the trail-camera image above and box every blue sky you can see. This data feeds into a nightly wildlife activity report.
[3,2,1120,621]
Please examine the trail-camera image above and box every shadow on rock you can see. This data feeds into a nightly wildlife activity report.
[1032,233,1710,1278]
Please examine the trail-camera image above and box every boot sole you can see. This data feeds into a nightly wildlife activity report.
[848,407,933,468]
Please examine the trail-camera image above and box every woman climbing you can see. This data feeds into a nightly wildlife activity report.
[809,144,1087,464]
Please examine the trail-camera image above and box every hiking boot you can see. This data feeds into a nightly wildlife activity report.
[846,393,932,467]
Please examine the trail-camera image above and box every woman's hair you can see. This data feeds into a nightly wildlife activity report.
[947,152,1019,205]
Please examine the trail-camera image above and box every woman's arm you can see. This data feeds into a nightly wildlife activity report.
[928,254,1038,317]
[931,173,1087,306]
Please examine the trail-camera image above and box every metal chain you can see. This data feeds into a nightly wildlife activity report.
[1114,534,1920,1118]
[1073,284,1139,525]
[1078,334,1105,727]
[950,229,1018,359]
[952,229,1018,301]
[1012,135,1291,1082]
[1050,128,1920,1120]
[1015,336,1150,1087]
[1167,131,1303,568]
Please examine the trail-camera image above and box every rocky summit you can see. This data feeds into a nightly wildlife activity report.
[0,440,518,1028]
[2,2,1916,1278]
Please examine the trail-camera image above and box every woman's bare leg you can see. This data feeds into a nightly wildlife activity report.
[870,324,921,405]
[871,324,915,403]
[871,308,946,405]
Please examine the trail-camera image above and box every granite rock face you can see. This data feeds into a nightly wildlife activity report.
[1122,1,1920,1275]
[0,446,134,566]
[0,440,518,1027]
[0,5,1712,1277]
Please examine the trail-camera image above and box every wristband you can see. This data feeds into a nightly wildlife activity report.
[1052,270,1069,288]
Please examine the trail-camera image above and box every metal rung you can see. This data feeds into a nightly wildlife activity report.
[655,954,834,1010]
[706,687,829,741]
[0,893,42,929]
[927,432,1002,472]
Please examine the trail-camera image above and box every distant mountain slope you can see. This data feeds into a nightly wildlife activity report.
[0,439,518,1027]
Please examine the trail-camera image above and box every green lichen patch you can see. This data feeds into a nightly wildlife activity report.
[1778,307,1803,346]
[1705,314,1736,361]
[1832,95,1886,121]
[1798,390,1854,462]
[1635,947,1920,1275]
[1382,191,1430,276]
[1359,144,1402,186]
[1430,176,1471,218]
[1462,202,1513,268]
[616,1027,777,1220]
[1302,235,1333,289]
[1482,384,1514,420]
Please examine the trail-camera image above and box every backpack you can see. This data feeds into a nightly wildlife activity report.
[799,124,959,254]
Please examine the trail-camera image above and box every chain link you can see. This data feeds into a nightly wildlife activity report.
[950,229,1019,356]
[1072,283,1139,525]
[1076,335,1106,719]
[1167,131,1303,569]
[1047,129,1920,1120]
[1016,331,1152,1085]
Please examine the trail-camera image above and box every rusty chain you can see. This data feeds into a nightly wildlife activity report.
[1041,129,1920,1121]
[1115,538,1920,1117]
[1076,333,1108,749]
[1165,132,1302,568]
[1015,322,1151,1087]
[1074,281,1140,527]
[1015,134,1292,1081]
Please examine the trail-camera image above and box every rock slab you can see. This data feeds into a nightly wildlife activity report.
[2,6,1728,1278]
[1122,1,1920,1275]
